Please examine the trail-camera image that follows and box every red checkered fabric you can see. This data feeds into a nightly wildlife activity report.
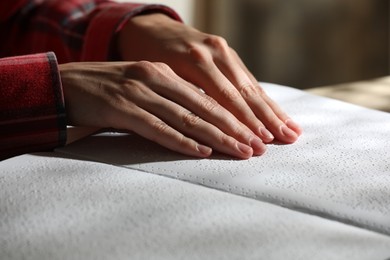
[0,0,180,159]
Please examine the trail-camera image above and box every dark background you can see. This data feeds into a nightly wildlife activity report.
[196,0,389,89]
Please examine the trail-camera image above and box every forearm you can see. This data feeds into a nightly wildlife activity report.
[0,0,180,63]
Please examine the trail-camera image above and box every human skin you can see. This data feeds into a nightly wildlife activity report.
[60,61,264,159]
[60,13,302,159]
[118,14,302,143]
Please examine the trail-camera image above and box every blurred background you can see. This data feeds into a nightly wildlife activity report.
[118,0,389,89]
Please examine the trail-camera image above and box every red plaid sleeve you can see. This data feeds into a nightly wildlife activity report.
[0,52,66,159]
[0,0,181,63]
[0,0,181,159]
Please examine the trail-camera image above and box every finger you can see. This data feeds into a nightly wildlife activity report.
[113,105,213,158]
[124,81,256,159]
[144,64,266,155]
[231,50,290,121]
[155,105,256,159]
[179,54,275,144]
[215,48,301,143]
[231,49,303,137]
[185,92,267,156]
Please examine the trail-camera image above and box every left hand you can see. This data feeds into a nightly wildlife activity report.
[118,13,302,145]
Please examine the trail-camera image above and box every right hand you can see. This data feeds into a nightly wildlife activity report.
[59,61,267,159]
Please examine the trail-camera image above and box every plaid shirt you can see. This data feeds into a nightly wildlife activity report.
[0,0,180,159]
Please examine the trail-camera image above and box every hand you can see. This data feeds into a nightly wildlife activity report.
[60,61,267,159]
[118,13,302,144]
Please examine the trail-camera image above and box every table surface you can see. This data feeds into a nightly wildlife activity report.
[306,76,390,112]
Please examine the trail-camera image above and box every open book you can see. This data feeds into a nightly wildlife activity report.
[2,83,390,259]
[58,83,390,235]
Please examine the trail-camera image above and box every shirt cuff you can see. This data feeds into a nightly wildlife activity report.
[0,52,66,159]
[81,3,182,61]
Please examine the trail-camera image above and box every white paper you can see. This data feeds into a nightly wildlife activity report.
[58,83,390,235]
[1,154,390,259]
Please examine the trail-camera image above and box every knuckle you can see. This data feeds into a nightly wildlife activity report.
[130,60,157,78]
[204,35,230,60]
[151,120,170,135]
[177,134,192,149]
[239,84,257,99]
[188,44,210,65]
[154,62,171,72]
[130,61,174,85]
[204,35,228,51]
[231,124,246,138]
[199,94,219,114]
[182,112,201,128]
[219,133,234,147]
[153,62,175,80]
[220,87,240,103]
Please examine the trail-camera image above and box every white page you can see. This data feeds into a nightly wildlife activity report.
[1,154,390,259]
[58,83,390,235]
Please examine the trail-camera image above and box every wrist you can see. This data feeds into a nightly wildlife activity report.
[117,13,177,61]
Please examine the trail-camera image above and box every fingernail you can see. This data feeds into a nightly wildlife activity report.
[280,125,298,140]
[258,127,274,142]
[197,144,212,156]
[250,138,267,155]
[237,142,253,156]
[285,119,302,135]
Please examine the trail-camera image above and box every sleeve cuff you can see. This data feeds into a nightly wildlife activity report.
[0,52,66,158]
[81,3,182,61]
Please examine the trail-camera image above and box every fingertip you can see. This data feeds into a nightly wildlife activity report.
[280,125,299,143]
[258,127,274,143]
[196,144,213,157]
[250,138,267,156]
[236,142,253,159]
[285,119,303,136]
